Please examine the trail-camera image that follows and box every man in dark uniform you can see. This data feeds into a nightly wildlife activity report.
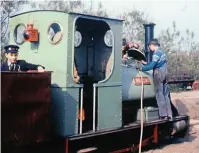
[1,45,45,72]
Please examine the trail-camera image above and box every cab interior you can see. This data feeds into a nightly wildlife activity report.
[73,17,113,132]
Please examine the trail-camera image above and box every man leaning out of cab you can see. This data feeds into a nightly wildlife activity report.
[1,45,45,72]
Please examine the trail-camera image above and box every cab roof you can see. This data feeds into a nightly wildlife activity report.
[10,10,124,22]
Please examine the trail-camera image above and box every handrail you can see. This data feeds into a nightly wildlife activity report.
[79,87,84,134]
[93,84,97,132]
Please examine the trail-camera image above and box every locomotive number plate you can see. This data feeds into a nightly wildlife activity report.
[133,77,151,85]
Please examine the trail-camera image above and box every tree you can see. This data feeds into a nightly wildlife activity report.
[1,1,28,47]
[30,0,108,17]
[1,0,28,62]
[30,0,83,12]
[95,1,108,17]
[121,8,148,47]
[1,0,108,62]
[158,21,199,79]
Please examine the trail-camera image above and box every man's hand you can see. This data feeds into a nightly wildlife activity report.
[74,75,80,83]
[123,54,128,59]
[135,63,142,71]
[37,66,45,72]
[132,43,139,49]
[121,46,126,51]
[141,60,147,65]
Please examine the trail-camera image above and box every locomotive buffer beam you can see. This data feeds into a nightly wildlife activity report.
[65,115,189,153]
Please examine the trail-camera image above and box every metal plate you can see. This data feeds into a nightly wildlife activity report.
[1,72,52,146]
[97,85,122,130]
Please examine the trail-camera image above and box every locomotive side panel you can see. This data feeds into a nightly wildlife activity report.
[122,66,155,101]
[9,11,80,136]
[67,13,123,132]
[96,19,123,130]
[50,86,79,136]
[9,11,69,86]
[1,72,52,146]
[122,48,156,101]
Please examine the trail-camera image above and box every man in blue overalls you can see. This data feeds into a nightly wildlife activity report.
[137,39,172,120]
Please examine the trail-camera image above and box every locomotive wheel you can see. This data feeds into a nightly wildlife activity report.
[172,119,190,138]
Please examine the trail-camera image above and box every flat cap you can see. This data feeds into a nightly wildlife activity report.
[4,45,19,53]
[148,39,160,46]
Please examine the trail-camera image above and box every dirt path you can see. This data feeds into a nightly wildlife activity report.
[144,91,199,153]
[144,123,199,153]
[171,91,199,119]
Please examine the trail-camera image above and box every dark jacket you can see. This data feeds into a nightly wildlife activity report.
[1,60,44,72]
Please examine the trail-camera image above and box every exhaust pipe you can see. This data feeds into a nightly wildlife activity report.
[143,23,156,62]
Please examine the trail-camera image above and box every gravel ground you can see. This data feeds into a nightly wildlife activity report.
[171,91,199,119]
[143,124,199,153]
[143,90,199,153]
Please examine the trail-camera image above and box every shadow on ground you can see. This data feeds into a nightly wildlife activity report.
[141,126,197,153]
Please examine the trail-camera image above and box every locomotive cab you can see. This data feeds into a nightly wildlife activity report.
[74,17,113,82]
[8,11,123,136]
[66,13,123,134]
[73,17,115,132]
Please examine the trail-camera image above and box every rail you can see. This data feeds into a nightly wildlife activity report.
[168,72,194,85]
[168,80,195,84]
[167,79,195,92]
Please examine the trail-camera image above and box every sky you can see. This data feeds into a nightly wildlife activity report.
[88,0,199,40]
[19,0,199,41]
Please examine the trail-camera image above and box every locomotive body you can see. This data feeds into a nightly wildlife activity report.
[122,65,155,101]
[2,10,188,153]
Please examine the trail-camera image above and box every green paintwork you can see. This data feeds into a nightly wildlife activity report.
[9,10,157,137]
[9,11,123,136]
[9,11,69,86]
[122,66,156,101]
[9,11,79,136]
[95,19,123,130]
[67,13,123,130]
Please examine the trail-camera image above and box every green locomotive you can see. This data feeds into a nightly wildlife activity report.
[2,10,189,153]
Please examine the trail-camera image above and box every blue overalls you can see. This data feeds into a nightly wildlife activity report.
[141,48,172,118]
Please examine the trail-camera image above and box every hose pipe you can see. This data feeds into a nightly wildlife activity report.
[138,69,144,153]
